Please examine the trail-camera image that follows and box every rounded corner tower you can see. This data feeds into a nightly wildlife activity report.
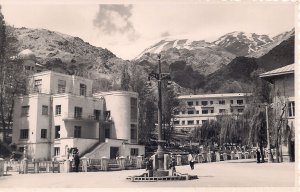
[94,91,139,143]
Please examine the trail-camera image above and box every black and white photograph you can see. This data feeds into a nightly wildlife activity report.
[0,0,297,191]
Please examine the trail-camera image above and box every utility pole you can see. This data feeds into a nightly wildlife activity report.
[265,104,272,163]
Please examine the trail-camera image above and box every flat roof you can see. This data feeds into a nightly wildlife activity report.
[259,64,294,78]
[178,93,251,99]
[32,70,92,81]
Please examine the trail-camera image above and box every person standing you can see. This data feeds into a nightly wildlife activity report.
[74,152,80,172]
[145,157,153,177]
[256,149,261,163]
[188,153,195,170]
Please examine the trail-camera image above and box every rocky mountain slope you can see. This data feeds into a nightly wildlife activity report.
[135,29,293,77]
[12,26,294,94]
[204,34,295,93]
[13,27,128,82]
[213,31,273,56]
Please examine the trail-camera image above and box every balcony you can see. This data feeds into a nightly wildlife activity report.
[230,104,245,107]
[62,113,99,122]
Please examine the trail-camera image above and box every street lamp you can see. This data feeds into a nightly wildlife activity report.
[147,54,171,176]
[263,103,273,163]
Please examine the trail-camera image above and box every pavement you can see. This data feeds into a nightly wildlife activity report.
[0,159,296,191]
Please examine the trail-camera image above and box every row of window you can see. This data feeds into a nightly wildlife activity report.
[21,105,103,120]
[175,108,244,115]
[20,126,81,139]
[186,99,244,106]
[34,79,87,96]
[20,124,137,140]
[173,120,208,125]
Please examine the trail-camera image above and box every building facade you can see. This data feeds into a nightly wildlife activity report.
[173,93,251,133]
[12,70,144,160]
[260,63,295,161]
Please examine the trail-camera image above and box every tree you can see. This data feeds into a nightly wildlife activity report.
[0,8,27,145]
[128,63,156,145]
[191,120,220,148]
[120,64,130,91]
[161,82,179,144]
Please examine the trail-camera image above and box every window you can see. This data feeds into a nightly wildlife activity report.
[131,124,137,140]
[55,126,60,139]
[202,110,208,114]
[20,129,29,139]
[230,108,234,113]
[21,106,30,116]
[130,97,138,122]
[195,101,199,106]
[42,105,48,115]
[55,105,61,115]
[219,109,226,113]
[74,126,81,138]
[105,128,110,138]
[211,110,214,113]
[41,129,47,139]
[188,111,194,114]
[288,101,295,117]
[219,100,225,105]
[58,80,66,93]
[237,100,244,105]
[237,108,244,113]
[188,120,194,125]
[94,110,101,120]
[230,100,233,104]
[25,66,31,70]
[130,148,139,156]
[181,111,185,115]
[174,121,180,125]
[201,101,208,106]
[182,121,185,125]
[54,147,60,156]
[105,111,111,121]
[174,110,180,115]
[34,79,42,93]
[80,84,86,96]
[187,101,193,106]
[74,107,82,118]
[210,101,214,105]
[196,110,199,114]
[196,120,200,124]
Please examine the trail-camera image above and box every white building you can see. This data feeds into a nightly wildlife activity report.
[173,93,251,133]
[12,70,144,160]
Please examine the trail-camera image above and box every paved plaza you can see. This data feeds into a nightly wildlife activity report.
[0,159,296,190]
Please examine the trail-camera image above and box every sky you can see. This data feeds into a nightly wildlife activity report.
[1,2,296,60]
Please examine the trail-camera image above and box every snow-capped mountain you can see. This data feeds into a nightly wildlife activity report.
[250,28,295,58]
[213,31,273,56]
[135,39,215,60]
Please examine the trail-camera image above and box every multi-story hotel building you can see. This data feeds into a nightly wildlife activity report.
[173,93,251,133]
[12,52,144,160]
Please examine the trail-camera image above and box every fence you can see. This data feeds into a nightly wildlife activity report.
[1,152,257,176]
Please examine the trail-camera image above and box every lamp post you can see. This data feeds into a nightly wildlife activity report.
[148,54,171,176]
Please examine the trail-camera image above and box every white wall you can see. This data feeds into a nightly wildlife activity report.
[94,91,138,142]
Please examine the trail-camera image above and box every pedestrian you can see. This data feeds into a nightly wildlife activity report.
[188,153,195,170]
[170,156,176,175]
[74,152,80,172]
[145,157,153,177]
[10,152,16,162]
[256,149,261,163]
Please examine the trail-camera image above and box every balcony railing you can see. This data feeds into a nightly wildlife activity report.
[62,113,100,122]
